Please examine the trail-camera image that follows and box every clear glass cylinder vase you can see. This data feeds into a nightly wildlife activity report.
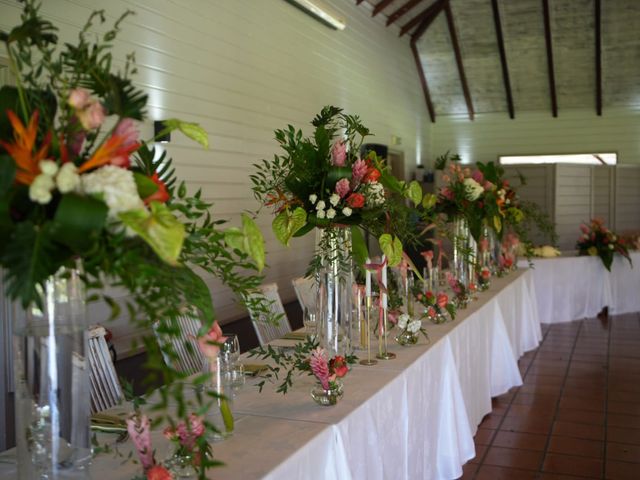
[452,216,477,288]
[316,227,353,358]
[12,261,91,479]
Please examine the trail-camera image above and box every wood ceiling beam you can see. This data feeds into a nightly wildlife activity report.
[444,1,474,120]
[491,0,515,119]
[387,0,423,27]
[595,0,602,116]
[411,42,436,123]
[372,0,395,17]
[400,0,445,37]
[542,0,558,117]
[356,0,365,5]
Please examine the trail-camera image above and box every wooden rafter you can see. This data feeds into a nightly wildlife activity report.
[542,0,558,117]
[411,42,436,123]
[491,0,514,119]
[372,0,395,17]
[387,0,423,27]
[444,2,474,120]
[595,0,602,116]
[356,0,366,5]
[400,0,445,37]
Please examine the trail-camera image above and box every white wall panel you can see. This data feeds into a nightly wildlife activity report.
[0,0,430,355]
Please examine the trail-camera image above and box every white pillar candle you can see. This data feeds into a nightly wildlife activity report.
[381,255,388,309]
[365,258,371,297]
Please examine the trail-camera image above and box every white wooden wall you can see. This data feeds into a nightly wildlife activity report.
[0,0,431,355]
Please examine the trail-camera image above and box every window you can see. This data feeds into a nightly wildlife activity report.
[499,153,617,166]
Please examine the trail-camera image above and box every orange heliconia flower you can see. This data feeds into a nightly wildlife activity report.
[78,134,140,173]
[0,110,51,185]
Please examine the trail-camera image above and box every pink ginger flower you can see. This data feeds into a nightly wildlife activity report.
[351,159,368,183]
[197,321,227,362]
[126,414,154,471]
[331,140,347,166]
[335,178,351,198]
[176,414,205,451]
[77,100,106,130]
[479,238,489,252]
[472,170,484,184]
[68,88,91,110]
[310,347,330,390]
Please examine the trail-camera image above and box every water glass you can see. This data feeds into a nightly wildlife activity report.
[220,333,240,369]
[303,306,317,336]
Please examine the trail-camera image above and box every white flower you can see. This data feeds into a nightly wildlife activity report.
[329,193,340,206]
[397,313,410,330]
[342,207,352,217]
[326,208,336,219]
[366,182,386,207]
[29,174,55,204]
[608,244,614,250]
[497,188,506,198]
[317,209,326,219]
[612,235,617,241]
[80,165,144,220]
[408,320,422,334]
[315,200,326,211]
[463,178,484,201]
[309,194,317,204]
[39,160,58,177]
[56,163,80,193]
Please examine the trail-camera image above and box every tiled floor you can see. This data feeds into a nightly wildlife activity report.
[459,312,640,480]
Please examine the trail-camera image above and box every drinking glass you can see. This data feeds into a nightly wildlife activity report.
[303,306,317,336]
[220,333,240,369]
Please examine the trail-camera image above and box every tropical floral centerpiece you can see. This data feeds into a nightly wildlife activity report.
[416,289,456,324]
[308,347,349,406]
[576,218,631,271]
[1,4,269,479]
[394,312,429,346]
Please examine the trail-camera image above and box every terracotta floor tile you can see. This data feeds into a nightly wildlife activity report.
[606,442,640,463]
[609,390,640,404]
[512,392,559,407]
[470,443,488,463]
[474,427,496,445]
[524,374,565,387]
[562,387,606,401]
[458,461,478,479]
[607,413,640,429]
[552,421,605,441]
[558,395,606,413]
[501,415,554,435]
[542,453,603,478]
[482,446,544,470]
[479,413,504,429]
[547,435,604,458]
[474,464,538,480]
[537,474,596,480]
[605,460,640,480]
[519,384,563,396]
[555,408,605,426]
[507,403,556,418]
[492,431,548,451]
[607,426,640,446]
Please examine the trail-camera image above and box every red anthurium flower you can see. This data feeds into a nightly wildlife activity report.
[144,173,170,204]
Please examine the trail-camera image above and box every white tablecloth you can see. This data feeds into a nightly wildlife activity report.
[0,271,541,480]
[519,251,640,323]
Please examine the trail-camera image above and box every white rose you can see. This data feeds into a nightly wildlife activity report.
[56,163,80,193]
[39,160,58,177]
[317,209,326,219]
[408,320,422,334]
[80,165,144,220]
[366,182,386,207]
[29,174,55,204]
[309,194,317,204]
[463,178,484,201]
[342,207,352,217]
[397,313,409,330]
[608,244,614,250]
[329,193,340,206]
[326,208,336,219]
[612,235,617,241]
[315,200,326,211]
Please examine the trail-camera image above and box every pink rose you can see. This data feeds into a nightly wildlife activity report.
[78,100,106,130]
[351,159,368,183]
[68,88,91,109]
[335,178,350,198]
[331,140,347,166]
[176,414,205,450]
[197,321,227,360]
[442,174,451,183]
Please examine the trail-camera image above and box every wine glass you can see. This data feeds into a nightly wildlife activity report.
[303,306,317,336]
[220,333,240,370]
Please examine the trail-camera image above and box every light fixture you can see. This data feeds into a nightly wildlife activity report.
[153,120,170,143]
[284,0,347,30]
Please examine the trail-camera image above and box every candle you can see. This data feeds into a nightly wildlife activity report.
[381,255,387,309]
[365,257,371,296]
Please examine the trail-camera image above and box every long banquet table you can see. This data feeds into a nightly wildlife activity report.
[518,251,640,324]
[0,270,542,480]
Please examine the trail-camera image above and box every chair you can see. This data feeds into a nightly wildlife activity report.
[154,311,206,375]
[247,283,292,346]
[291,276,317,313]
[88,326,124,414]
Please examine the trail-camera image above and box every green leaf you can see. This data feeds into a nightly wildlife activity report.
[119,202,185,265]
[224,214,265,272]
[493,215,502,234]
[379,233,403,267]
[133,172,159,200]
[406,180,423,207]
[219,398,234,433]
[351,226,368,267]
[50,193,108,253]
[162,119,209,149]
[422,193,437,210]
[0,155,16,195]
[272,207,307,246]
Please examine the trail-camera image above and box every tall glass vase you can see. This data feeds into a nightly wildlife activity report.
[316,227,353,358]
[12,261,91,479]
[452,216,477,288]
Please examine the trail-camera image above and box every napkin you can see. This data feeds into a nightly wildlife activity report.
[91,412,128,433]
[281,331,307,341]
[243,363,270,376]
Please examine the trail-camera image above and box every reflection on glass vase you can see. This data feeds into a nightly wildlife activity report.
[316,227,353,358]
[12,261,91,480]
[452,216,478,288]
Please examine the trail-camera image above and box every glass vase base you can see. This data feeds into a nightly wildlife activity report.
[359,358,378,366]
[376,352,396,360]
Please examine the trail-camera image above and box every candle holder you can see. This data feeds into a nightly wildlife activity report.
[404,272,415,318]
[359,294,378,366]
[376,306,396,360]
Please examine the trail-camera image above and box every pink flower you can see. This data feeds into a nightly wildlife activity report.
[351,159,368,183]
[421,250,434,261]
[481,267,491,279]
[126,414,154,471]
[441,187,454,200]
[436,293,448,309]
[77,100,105,130]
[109,118,140,167]
[176,414,205,451]
[68,88,91,109]
[580,224,589,234]
[197,321,227,360]
[483,181,494,191]
[331,140,347,166]
[146,466,173,480]
[442,174,451,183]
[310,347,330,390]
[472,170,484,184]
[427,307,436,318]
[330,356,349,378]
[346,192,365,209]
[479,238,489,252]
[335,178,351,198]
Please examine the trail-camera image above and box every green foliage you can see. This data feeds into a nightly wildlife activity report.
[272,207,307,246]
[161,119,209,149]
[133,144,176,194]
[50,193,108,253]
[379,233,403,267]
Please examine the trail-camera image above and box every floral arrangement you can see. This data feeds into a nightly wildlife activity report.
[309,347,349,390]
[251,106,436,269]
[576,218,631,271]
[415,289,456,322]
[477,265,492,290]
[1,4,270,478]
[395,313,429,340]
[446,271,473,308]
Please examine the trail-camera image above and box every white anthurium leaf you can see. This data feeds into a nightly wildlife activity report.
[272,207,307,246]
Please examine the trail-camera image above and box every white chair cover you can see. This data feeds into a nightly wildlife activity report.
[247,283,292,345]
[154,312,205,375]
[88,326,123,414]
[291,276,317,312]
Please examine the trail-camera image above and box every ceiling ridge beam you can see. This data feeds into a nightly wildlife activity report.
[542,0,558,117]
[400,0,446,37]
[595,0,602,116]
[372,0,395,17]
[491,0,515,119]
[444,1,474,121]
[387,0,423,27]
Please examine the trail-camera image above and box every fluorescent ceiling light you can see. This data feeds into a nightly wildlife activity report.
[500,153,617,166]
[285,0,347,30]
